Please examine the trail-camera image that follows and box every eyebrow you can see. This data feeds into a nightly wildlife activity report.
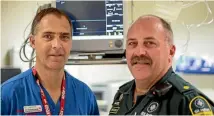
[127,37,156,41]
[144,36,156,41]
[127,38,136,42]
[60,32,70,35]
[42,31,71,35]
[43,31,55,34]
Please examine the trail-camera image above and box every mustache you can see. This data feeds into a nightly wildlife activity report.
[131,55,152,66]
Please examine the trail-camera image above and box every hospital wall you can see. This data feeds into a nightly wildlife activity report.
[1,1,214,100]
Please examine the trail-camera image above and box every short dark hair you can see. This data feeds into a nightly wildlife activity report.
[30,7,72,35]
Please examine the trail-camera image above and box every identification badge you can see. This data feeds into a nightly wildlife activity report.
[24,105,42,113]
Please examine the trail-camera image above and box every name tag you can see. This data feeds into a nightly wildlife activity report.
[24,105,42,113]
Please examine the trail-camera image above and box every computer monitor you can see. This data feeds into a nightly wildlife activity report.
[52,0,128,54]
[1,68,21,84]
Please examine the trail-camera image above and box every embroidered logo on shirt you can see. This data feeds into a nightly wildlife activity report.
[147,102,159,113]
[194,98,205,108]
[140,102,159,115]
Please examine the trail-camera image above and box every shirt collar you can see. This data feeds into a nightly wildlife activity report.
[119,67,174,95]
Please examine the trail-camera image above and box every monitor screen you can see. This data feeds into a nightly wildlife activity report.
[56,0,123,40]
[53,0,126,53]
[1,68,21,84]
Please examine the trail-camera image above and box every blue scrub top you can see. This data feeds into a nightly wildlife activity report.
[1,68,100,115]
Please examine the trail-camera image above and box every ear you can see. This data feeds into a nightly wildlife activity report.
[29,35,36,49]
[169,45,176,57]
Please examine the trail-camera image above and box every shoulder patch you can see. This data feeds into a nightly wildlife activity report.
[189,96,213,115]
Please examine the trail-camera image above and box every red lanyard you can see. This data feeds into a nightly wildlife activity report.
[32,67,66,116]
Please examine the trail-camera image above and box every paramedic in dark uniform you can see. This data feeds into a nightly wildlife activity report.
[1,8,99,115]
[109,14,214,115]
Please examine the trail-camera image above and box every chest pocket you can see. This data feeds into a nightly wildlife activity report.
[134,81,172,115]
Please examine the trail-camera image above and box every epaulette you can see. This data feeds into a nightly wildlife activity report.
[167,73,195,94]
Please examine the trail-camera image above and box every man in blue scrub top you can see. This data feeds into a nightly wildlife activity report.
[1,8,99,115]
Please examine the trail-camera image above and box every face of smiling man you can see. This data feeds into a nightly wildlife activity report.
[126,15,175,84]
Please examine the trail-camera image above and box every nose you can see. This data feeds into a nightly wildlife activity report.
[134,45,147,56]
[52,38,62,49]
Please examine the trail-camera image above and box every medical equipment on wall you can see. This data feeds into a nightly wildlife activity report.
[19,3,52,68]
[150,0,213,55]
[54,0,125,53]
[1,68,21,83]
[180,1,213,55]
[90,80,131,114]
[19,1,214,67]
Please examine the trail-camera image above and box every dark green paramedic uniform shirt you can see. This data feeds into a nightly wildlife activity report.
[109,67,214,115]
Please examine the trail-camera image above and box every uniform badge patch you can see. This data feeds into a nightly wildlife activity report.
[147,102,159,113]
[109,94,123,114]
[109,106,120,114]
[189,96,213,115]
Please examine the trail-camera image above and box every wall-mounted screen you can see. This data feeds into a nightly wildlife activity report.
[53,0,126,53]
